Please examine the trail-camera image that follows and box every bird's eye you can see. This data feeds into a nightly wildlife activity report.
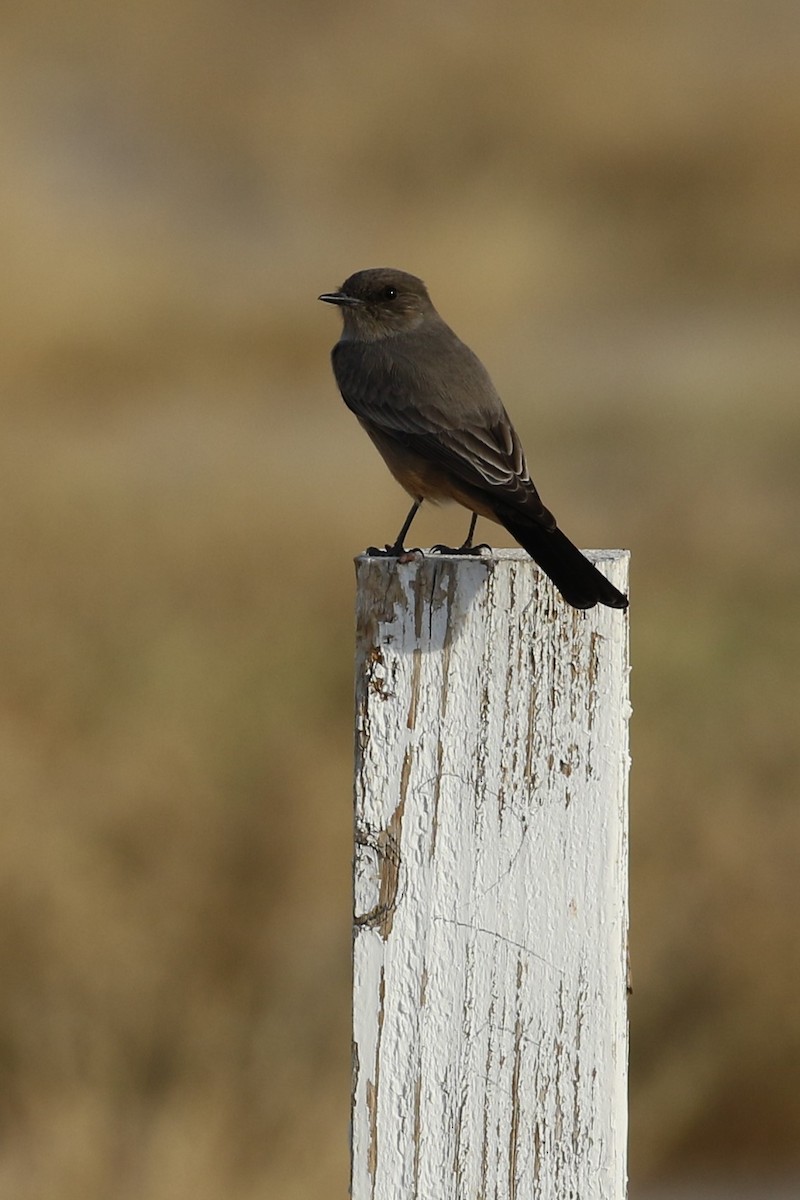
[382,286,397,301]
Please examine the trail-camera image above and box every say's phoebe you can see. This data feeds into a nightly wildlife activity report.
[320,267,628,610]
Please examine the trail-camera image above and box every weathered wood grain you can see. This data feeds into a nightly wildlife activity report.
[352,549,630,1200]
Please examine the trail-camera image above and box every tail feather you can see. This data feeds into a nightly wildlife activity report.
[498,511,628,610]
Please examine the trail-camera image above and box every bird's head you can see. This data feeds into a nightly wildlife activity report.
[319,268,435,341]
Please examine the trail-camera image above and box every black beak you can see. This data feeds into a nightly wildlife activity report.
[318,290,362,307]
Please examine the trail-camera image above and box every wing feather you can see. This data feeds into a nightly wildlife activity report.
[332,327,554,528]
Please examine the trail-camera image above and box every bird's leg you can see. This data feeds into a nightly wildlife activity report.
[366,500,423,557]
[431,512,492,556]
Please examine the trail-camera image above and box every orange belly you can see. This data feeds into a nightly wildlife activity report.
[363,423,502,524]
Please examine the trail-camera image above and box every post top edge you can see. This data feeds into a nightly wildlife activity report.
[354,547,630,565]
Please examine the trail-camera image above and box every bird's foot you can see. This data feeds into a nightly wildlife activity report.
[430,542,492,557]
[366,544,423,563]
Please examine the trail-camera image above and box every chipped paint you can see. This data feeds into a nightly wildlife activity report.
[351,550,630,1200]
[366,969,386,1192]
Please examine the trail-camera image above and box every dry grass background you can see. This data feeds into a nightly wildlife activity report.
[1,2,799,1196]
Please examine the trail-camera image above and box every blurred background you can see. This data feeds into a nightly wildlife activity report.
[1,1,798,1196]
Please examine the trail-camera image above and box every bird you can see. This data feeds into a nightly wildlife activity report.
[319,267,628,610]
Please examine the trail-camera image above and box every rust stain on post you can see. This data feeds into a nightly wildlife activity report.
[375,748,412,939]
[375,798,404,939]
[367,970,386,1188]
[508,1016,523,1200]
[407,648,422,728]
[365,1079,378,1186]
[355,749,412,935]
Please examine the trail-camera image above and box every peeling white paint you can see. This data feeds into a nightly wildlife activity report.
[352,550,630,1200]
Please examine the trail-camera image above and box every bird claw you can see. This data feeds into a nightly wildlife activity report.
[365,545,423,562]
[430,542,492,557]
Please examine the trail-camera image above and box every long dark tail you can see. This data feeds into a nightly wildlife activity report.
[499,511,628,610]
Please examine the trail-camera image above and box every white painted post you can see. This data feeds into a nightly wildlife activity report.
[351,549,630,1200]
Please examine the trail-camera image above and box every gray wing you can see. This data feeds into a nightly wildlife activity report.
[332,326,556,528]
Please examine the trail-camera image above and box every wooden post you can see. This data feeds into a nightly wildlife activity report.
[352,549,630,1200]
